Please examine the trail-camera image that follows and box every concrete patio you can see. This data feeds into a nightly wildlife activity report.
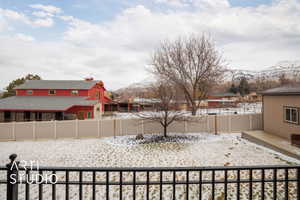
[242,130,300,160]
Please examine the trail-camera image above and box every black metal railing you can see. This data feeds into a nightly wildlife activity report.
[1,154,300,199]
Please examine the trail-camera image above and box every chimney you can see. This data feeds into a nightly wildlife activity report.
[85,77,94,81]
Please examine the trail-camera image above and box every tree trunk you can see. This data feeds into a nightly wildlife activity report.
[163,125,167,137]
[191,105,197,116]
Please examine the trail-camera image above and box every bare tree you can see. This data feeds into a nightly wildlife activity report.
[135,82,187,137]
[151,34,226,115]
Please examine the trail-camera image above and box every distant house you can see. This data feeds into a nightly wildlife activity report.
[207,92,239,107]
[207,99,237,107]
[0,90,4,98]
[242,92,262,102]
[208,92,239,100]
[261,85,300,140]
[0,79,112,122]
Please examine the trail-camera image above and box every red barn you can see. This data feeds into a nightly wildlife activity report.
[0,79,112,122]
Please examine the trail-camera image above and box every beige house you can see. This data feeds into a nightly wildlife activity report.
[262,86,300,141]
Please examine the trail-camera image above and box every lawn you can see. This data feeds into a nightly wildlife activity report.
[0,133,299,199]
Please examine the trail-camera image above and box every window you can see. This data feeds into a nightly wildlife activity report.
[71,90,79,95]
[26,90,33,95]
[96,91,100,99]
[48,90,56,95]
[284,107,299,124]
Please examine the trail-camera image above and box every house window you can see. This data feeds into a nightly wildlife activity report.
[48,90,56,95]
[284,107,299,124]
[71,90,79,95]
[26,90,33,95]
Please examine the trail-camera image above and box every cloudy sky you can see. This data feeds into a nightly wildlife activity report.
[0,0,299,90]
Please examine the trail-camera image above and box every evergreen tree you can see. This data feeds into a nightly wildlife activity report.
[238,77,250,96]
[229,83,238,94]
[2,74,41,98]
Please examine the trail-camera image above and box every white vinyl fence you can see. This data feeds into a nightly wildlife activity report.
[0,114,262,141]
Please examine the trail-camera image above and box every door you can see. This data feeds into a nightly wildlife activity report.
[4,111,11,122]
[77,111,85,120]
[55,112,63,120]
[24,111,31,121]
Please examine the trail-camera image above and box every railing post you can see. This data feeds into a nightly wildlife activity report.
[6,154,19,200]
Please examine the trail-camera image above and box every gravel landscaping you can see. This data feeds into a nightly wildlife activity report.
[0,132,299,199]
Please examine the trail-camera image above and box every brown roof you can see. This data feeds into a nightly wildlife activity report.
[261,85,300,96]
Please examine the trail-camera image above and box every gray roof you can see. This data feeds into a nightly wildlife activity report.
[0,96,97,111]
[211,92,238,97]
[261,85,300,96]
[15,80,100,90]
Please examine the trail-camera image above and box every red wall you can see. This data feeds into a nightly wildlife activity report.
[87,85,111,102]
[16,84,111,104]
[17,89,88,97]
[66,106,94,119]
[208,101,221,106]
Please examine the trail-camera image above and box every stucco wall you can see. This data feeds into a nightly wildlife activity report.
[263,95,300,140]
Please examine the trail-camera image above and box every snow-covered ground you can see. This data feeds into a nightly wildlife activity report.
[0,132,297,199]
[197,102,262,115]
[105,102,262,119]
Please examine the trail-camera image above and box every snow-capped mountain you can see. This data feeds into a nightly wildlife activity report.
[229,60,300,81]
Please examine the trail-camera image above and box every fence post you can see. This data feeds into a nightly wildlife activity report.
[214,115,218,135]
[6,154,19,200]
[97,119,101,138]
[119,119,122,136]
[249,114,253,130]
[207,116,210,133]
[113,119,116,138]
[12,121,16,141]
[75,119,79,138]
[54,120,57,139]
[32,121,36,140]
[228,115,231,132]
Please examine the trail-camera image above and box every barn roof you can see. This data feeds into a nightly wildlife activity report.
[15,80,100,90]
[0,96,97,111]
[261,85,300,96]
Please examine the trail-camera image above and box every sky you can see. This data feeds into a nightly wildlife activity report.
[0,0,300,90]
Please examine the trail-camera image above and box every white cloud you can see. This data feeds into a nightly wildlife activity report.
[29,4,61,14]
[15,33,35,41]
[32,11,53,18]
[0,8,55,27]
[32,18,54,27]
[155,0,230,9]
[0,8,31,24]
[154,0,189,7]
